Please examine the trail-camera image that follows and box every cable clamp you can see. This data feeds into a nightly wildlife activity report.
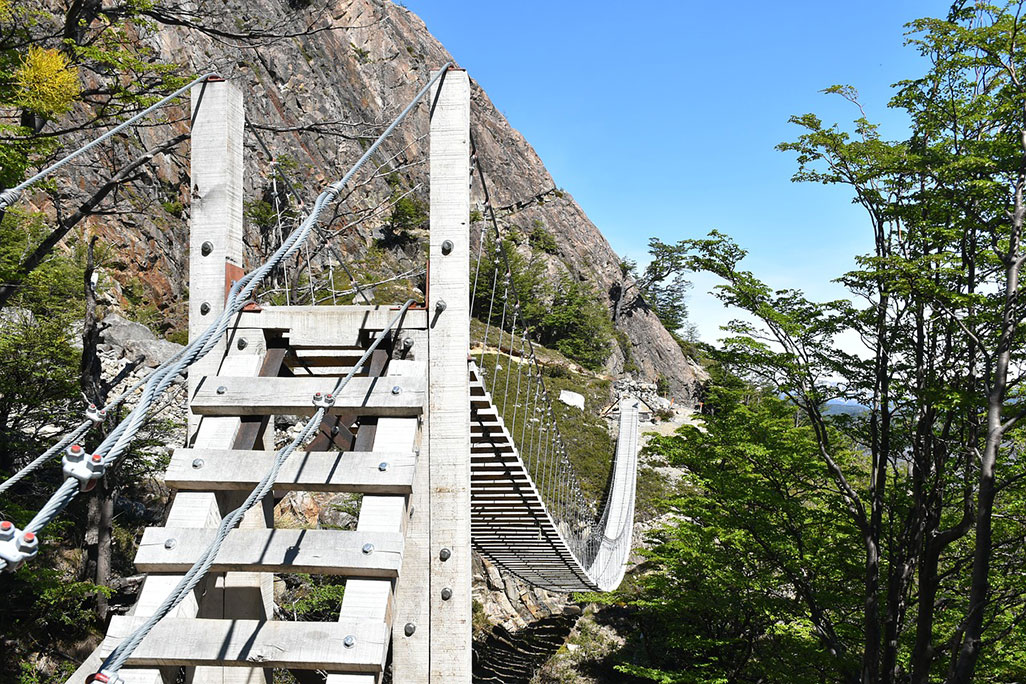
[0,521,38,571]
[62,445,105,491]
[312,391,336,408]
[85,403,108,423]
[86,672,124,684]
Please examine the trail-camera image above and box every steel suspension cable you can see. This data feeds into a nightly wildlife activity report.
[2,63,453,569]
[94,299,415,680]
[0,73,220,210]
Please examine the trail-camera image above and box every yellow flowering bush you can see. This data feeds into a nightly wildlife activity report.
[15,45,81,115]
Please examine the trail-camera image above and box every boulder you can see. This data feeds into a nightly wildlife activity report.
[558,390,585,410]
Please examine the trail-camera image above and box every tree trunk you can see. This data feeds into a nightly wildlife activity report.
[80,236,113,620]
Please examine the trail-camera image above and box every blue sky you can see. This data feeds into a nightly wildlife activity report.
[403,1,942,342]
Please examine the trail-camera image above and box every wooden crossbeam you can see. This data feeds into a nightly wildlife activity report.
[134,527,403,576]
[191,375,425,416]
[166,448,415,493]
[100,617,388,671]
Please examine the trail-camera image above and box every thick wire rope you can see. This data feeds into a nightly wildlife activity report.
[0,343,191,495]
[3,63,453,569]
[95,299,415,678]
[0,73,220,210]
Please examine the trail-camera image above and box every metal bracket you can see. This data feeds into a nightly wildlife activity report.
[62,445,105,491]
[0,521,38,571]
[312,391,336,408]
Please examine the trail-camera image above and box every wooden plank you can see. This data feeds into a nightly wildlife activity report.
[100,617,388,671]
[167,448,415,493]
[134,527,403,576]
[426,67,472,683]
[235,305,427,334]
[191,375,425,416]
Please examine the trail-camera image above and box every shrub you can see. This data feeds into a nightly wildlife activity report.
[529,221,558,254]
[15,46,81,115]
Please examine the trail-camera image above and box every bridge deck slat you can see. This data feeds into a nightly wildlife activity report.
[101,617,387,671]
[134,527,403,576]
[191,375,424,417]
[167,448,414,493]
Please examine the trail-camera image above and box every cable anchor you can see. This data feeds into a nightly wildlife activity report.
[85,403,107,423]
[0,521,38,571]
[312,391,336,408]
[62,445,105,491]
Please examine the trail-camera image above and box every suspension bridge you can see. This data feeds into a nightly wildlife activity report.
[0,66,641,683]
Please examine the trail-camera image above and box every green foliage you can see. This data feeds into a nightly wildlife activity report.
[390,194,427,233]
[244,198,279,232]
[611,369,863,683]
[528,220,558,254]
[538,275,613,371]
[473,232,614,369]
[279,574,346,621]
[622,244,692,333]
[0,210,87,314]
[648,6,1026,681]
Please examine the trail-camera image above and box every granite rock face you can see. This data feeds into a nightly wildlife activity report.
[29,0,699,401]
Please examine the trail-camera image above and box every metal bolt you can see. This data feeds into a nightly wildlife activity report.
[362,543,374,554]
[404,622,416,636]
[343,635,356,648]
[330,425,340,436]
[391,385,402,395]
[191,458,205,469]
[441,587,452,601]
[237,338,248,350]
[435,299,447,313]
[200,302,211,315]
[201,241,213,256]
[441,239,454,255]
[378,462,389,472]
[402,337,414,351]
[439,547,451,562]
[216,385,227,395]
[164,538,177,550]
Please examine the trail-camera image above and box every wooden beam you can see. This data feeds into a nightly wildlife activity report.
[167,448,415,493]
[426,67,472,683]
[100,617,388,671]
[134,527,403,576]
[191,375,425,416]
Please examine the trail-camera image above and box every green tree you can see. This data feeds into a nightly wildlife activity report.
[538,274,613,370]
[614,367,864,683]
[618,238,692,333]
[631,4,1026,682]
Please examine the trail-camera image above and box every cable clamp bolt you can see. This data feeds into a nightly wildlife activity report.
[63,446,105,491]
[85,403,107,423]
[86,671,124,684]
[312,391,335,408]
[0,522,38,571]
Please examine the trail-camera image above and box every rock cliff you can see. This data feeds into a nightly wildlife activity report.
[28,0,700,400]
